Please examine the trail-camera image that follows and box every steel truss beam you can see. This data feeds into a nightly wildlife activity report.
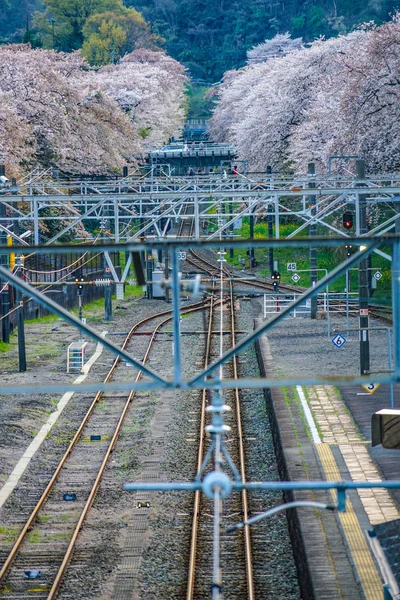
[3,174,400,255]
[0,235,394,396]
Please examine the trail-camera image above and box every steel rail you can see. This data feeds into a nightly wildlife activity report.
[185,247,254,598]
[187,248,304,295]
[48,299,212,599]
[0,299,209,590]
[186,285,216,600]
[229,279,254,600]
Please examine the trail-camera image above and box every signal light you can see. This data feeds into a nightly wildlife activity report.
[345,245,353,257]
[343,212,353,230]
[271,271,280,291]
[76,277,84,295]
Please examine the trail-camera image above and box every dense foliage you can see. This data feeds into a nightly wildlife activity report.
[2,0,399,80]
[0,0,158,65]
[126,0,399,80]
[0,45,186,178]
[209,19,400,173]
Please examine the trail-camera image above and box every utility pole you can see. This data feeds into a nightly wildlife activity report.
[356,159,370,375]
[308,163,317,319]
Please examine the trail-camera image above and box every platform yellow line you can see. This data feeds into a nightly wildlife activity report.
[316,444,383,600]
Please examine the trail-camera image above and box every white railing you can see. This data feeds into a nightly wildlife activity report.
[318,292,358,314]
[263,293,311,318]
[264,291,359,319]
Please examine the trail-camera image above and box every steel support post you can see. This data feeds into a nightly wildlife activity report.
[114,198,120,243]
[16,291,26,371]
[229,200,234,259]
[0,194,8,342]
[1,283,9,343]
[165,250,169,303]
[274,194,279,239]
[249,204,254,269]
[103,213,112,321]
[392,237,400,383]
[268,204,274,274]
[15,258,26,372]
[33,198,40,246]
[0,180,9,341]
[146,254,153,299]
[308,163,317,319]
[356,160,370,374]
[194,191,200,239]
[171,248,182,385]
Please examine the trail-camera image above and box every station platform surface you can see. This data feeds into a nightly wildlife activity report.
[256,332,400,600]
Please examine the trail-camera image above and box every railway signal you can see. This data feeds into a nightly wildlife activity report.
[271,270,280,292]
[75,277,84,325]
[345,244,353,257]
[76,277,84,295]
[343,212,354,230]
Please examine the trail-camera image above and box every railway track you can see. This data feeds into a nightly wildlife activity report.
[187,247,393,324]
[0,300,211,599]
[186,255,255,598]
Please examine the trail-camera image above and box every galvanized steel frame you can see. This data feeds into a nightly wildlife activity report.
[0,234,397,396]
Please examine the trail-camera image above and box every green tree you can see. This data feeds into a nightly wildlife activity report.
[82,18,126,64]
[33,0,123,51]
[82,7,158,64]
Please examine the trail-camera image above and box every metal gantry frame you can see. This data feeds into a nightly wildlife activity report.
[0,235,398,393]
[2,172,400,267]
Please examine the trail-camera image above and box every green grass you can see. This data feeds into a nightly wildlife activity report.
[37,515,51,523]
[26,530,41,543]
[24,314,58,325]
[0,340,10,352]
[224,218,391,296]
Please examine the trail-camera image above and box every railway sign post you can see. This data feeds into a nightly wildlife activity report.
[291,273,300,283]
[332,333,346,348]
[287,262,297,271]
[374,271,382,280]
[361,382,381,394]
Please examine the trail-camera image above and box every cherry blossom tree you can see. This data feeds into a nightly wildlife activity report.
[92,49,187,147]
[0,45,187,176]
[210,18,400,174]
[247,33,303,64]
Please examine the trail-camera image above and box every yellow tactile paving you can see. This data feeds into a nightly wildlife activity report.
[340,444,399,525]
[308,385,399,525]
[316,444,383,600]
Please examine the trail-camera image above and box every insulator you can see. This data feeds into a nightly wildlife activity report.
[95,279,111,287]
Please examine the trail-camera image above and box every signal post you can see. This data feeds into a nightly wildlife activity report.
[356,159,370,375]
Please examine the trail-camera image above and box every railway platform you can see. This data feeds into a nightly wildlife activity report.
[256,322,400,600]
